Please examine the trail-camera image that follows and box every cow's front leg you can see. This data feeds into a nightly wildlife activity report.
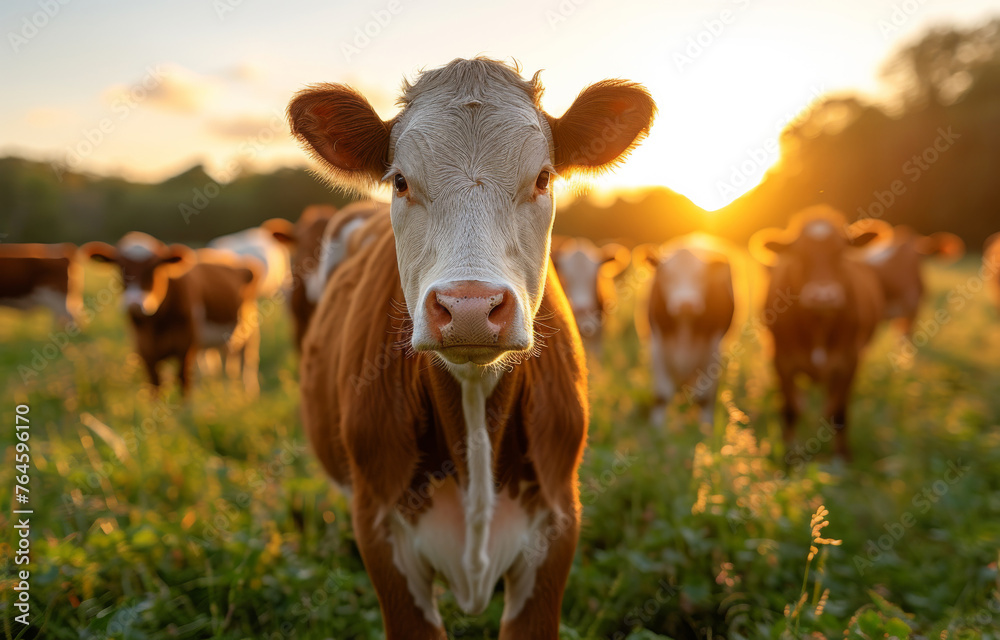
[649,333,675,427]
[352,495,446,640]
[499,506,578,640]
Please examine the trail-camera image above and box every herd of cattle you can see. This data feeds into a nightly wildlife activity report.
[0,202,981,453]
[2,58,998,638]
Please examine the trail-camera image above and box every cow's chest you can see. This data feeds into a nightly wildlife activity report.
[387,476,549,620]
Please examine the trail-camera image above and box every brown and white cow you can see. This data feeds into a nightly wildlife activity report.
[208,226,291,299]
[264,202,381,349]
[82,233,260,396]
[636,237,735,426]
[289,58,655,638]
[550,236,629,355]
[749,206,887,460]
[0,243,82,325]
[862,225,964,335]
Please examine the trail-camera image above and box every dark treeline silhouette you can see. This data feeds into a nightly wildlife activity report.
[0,160,352,245]
[2,20,998,249]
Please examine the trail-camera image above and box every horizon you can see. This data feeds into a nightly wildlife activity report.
[3,0,999,210]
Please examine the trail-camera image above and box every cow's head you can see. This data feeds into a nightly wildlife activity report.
[750,206,888,311]
[551,237,629,337]
[289,58,655,366]
[645,246,732,318]
[82,232,194,316]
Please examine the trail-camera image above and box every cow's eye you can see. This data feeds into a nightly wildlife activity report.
[535,170,551,191]
[393,173,408,195]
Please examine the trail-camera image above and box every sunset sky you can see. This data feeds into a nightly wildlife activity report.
[3,0,998,210]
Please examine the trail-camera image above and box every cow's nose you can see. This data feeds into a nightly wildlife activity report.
[425,281,515,347]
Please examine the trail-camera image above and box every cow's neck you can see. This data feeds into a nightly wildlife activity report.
[447,362,503,595]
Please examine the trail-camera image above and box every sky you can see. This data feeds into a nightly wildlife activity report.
[3,0,999,210]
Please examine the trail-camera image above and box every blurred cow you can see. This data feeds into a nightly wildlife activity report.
[984,232,1000,311]
[550,237,629,355]
[82,233,260,396]
[264,202,381,349]
[749,206,888,460]
[208,227,290,299]
[0,243,82,325]
[636,237,735,426]
[862,225,964,335]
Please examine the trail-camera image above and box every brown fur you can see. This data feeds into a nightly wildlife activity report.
[0,243,82,323]
[866,226,965,335]
[83,238,259,395]
[300,211,587,638]
[751,207,885,459]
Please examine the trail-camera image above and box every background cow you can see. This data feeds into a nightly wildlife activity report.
[550,236,630,356]
[208,226,291,299]
[635,236,735,426]
[82,233,260,396]
[749,206,887,460]
[863,224,964,335]
[288,58,655,639]
[0,243,82,325]
[984,232,1000,312]
[263,206,335,349]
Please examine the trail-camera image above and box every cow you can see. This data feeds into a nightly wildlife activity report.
[0,243,82,325]
[264,202,381,349]
[862,225,964,335]
[288,57,655,638]
[635,236,735,426]
[988,232,1000,310]
[81,233,260,396]
[550,236,629,355]
[208,226,291,299]
[748,206,888,461]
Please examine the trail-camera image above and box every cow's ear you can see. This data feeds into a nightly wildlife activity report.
[632,243,660,268]
[546,80,656,176]
[288,84,393,189]
[262,217,297,245]
[748,229,789,266]
[917,232,964,261]
[158,244,196,278]
[600,243,630,277]
[847,218,892,249]
[849,232,879,247]
[81,242,118,264]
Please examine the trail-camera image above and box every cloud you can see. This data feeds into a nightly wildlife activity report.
[23,107,76,128]
[102,65,219,114]
[206,113,290,141]
[224,62,265,83]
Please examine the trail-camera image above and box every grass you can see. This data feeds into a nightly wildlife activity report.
[1,257,999,639]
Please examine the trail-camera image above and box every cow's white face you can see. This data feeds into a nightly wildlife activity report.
[660,249,709,316]
[288,58,655,368]
[389,92,554,363]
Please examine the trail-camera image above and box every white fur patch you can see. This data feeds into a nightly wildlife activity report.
[804,220,834,240]
[309,216,367,303]
[0,286,71,320]
[556,249,600,314]
[122,285,159,316]
[120,236,158,260]
[864,242,898,266]
[811,347,827,367]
